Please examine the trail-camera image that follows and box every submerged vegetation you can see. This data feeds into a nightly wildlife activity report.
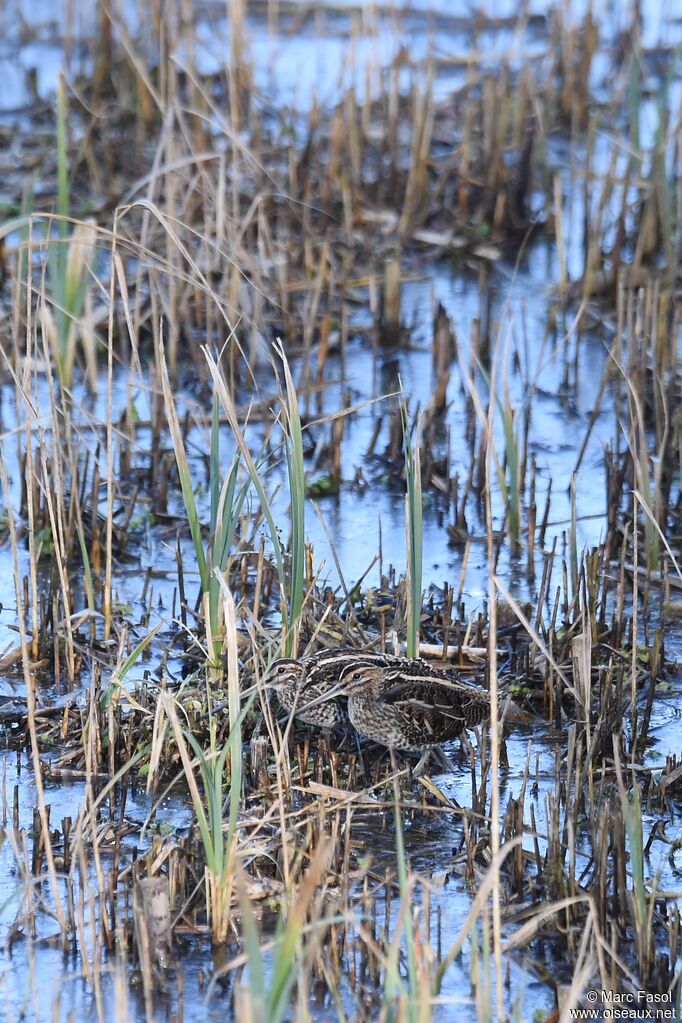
[0,1,681,1021]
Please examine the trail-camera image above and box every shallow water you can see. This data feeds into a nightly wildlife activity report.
[1,1,682,1021]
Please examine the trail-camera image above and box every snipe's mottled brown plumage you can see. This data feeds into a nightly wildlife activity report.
[302,647,464,681]
[338,661,493,754]
[266,657,347,728]
[267,648,466,729]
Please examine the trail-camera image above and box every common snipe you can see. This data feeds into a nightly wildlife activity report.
[266,657,347,728]
[335,661,527,774]
[267,648,467,729]
[340,662,487,745]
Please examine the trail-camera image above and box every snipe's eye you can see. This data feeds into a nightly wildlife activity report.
[276,664,288,675]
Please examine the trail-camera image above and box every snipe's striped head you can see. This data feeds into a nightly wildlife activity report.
[339,662,384,696]
[266,657,305,693]
[267,656,348,728]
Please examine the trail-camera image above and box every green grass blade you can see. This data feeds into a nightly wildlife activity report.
[203,346,289,645]
[238,885,266,1013]
[210,391,220,537]
[56,75,69,233]
[75,519,95,618]
[159,337,209,592]
[100,621,163,709]
[392,770,418,1022]
[275,340,306,656]
[402,404,423,658]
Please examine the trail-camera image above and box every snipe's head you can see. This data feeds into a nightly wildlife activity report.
[339,662,384,696]
[266,657,305,693]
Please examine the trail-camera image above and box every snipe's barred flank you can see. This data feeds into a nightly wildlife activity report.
[337,661,491,754]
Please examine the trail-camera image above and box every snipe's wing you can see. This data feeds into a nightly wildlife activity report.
[375,679,469,742]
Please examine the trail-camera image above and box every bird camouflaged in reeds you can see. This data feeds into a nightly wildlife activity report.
[334,661,529,776]
[266,657,347,728]
[266,647,469,729]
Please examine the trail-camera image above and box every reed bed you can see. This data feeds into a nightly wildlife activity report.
[0,2,680,1021]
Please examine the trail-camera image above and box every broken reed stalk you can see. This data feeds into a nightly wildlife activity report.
[14,231,41,661]
[484,362,504,1021]
[28,306,77,678]
[103,216,117,642]
[0,449,67,935]
[274,339,306,657]
[381,256,401,345]
[403,406,423,659]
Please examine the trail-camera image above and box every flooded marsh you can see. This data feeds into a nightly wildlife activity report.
[0,1,681,1021]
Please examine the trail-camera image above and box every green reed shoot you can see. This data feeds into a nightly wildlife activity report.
[238,883,267,1017]
[100,621,163,709]
[496,382,521,546]
[237,840,331,1021]
[468,353,521,548]
[616,764,655,983]
[274,339,306,656]
[160,345,248,661]
[159,339,208,591]
[204,344,305,657]
[626,383,660,571]
[403,406,423,659]
[622,783,648,960]
[387,765,420,1022]
[206,392,250,654]
[204,347,291,652]
[162,680,254,943]
[171,719,233,942]
[44,74,96,389]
